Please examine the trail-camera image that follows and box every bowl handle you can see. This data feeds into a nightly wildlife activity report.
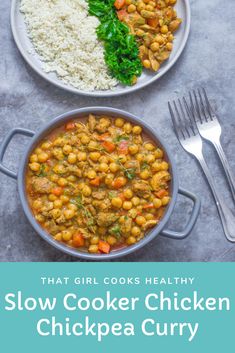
[0,128,35,180]
[161,187,201,239]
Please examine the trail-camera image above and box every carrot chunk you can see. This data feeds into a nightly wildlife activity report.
[51,187,63,196]
[102,140,116,153]
[117,140,129,155]
[142,203,154,209]
[98,240,110,254]
[114,0,125,9]
[155,189,168,199]
[65,122,75,130]
[72,233,85,248]
[90,177,101,186]
[147,18,158,27]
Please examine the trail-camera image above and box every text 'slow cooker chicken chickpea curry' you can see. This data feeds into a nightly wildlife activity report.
[26,115,171,254]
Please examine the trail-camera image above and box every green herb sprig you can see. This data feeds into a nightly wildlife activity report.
[88,0,142,85]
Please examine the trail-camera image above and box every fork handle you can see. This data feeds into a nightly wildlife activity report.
[213,139,235,202]
[198,153,235,242]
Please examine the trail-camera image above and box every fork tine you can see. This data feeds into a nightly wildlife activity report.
[202,87,214,120]
[168,101,186,140]
[189,91,201,124]
[177,98,191,138]
[182,97,197,136]
[168,101,185,140]
[198,88,209,122]
[193,89,205,123]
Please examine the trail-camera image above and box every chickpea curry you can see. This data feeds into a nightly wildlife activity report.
[26,115,171,254]
[115,0,181,72]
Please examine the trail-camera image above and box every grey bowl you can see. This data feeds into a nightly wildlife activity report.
[0,107,200,260]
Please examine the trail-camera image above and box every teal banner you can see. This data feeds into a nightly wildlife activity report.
[0,263,234,352]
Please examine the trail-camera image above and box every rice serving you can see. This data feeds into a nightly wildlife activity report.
[20,0,117,91]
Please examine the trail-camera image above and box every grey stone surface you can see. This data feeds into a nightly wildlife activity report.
[0,0,235,262]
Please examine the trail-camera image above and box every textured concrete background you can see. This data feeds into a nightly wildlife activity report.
[0,0,235,262]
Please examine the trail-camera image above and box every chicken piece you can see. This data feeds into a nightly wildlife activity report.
[88,114,97,132]
[92,191,106,200]
[151,171,171,191]
[125,160,140,174]
[92,199,111,211]
[120,217,132,235]
[143,220,158,230]
[97,212,118,227]
[44,220,60,235]
[95,117,111,133]
[31,177,53,194]
[132,180,151,197]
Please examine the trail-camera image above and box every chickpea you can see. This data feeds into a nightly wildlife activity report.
[33,200,42,210]
[52,148,64,160]
[143,59,151,69]
[115,118,125,127]
[169,0,176,3]
[123,122,132,133]
[99,156,109,164]
[62,230,73,241]
[150,42,160,52]
[129,144,139,155]
[145,143,155,151]
[153,198,162,208]
[64,209,75,220]
[145,213,154,220]
[111,197,123,209]
[161,25,168,34]
[136,216,146,226]
[63,145,72,155]
[35,214,45,223]
[109,162,119,173]
[35,147,42,154]
[137,2,145,11]
[30,154,38,163]
[58,177,68,187]
[155,34,165,44]
[126,236,136,245]
[89,152,101,161]
[107,235,117,246]
[99,162,109,172]
[77,152,87,161]
[166,42,173,51]
[146,4,154,11]
[136,29,145,37]
[87,170,97,179]
[105,173,114,186]
[128,4,136,12]
[159,161,169,170]
[132,197,140,206]
[53,138,64,147]
[60,195,69,204]
[51,209,62,219]
[53,164,67,174]
[53,199,63,209]
[162,196,171,206]
[68,203,78,211]
[118,154,127,164]
[123,201,133,210]
[81,135,90,144]
[82,185,92,197]
[67,153,77,164]
[54,232,62,241]
[41,141,52,150]
[29,162,40,172]
[88,245,98,253]
[68,175,77,182]
[168,33,174,42]
[136,153,144,162]
[124,189,133,199]
[88,141,99,151]
[125,0,132,4]
[154,148,164,158]
[131,226,141,237]
[98,227,107,236]
[140,169,151,179]
[48,194,57,202]
[50,174,59,182]
[146,154,155,164]
[132,125,142,135]
[90,236,99,245]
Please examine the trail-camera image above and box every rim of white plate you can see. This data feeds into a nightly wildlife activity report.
[11,0,191,97]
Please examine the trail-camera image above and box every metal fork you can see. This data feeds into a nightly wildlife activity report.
[168,98,235,242]
[189,88,235,202]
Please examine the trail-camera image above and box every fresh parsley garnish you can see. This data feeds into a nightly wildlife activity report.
[38,164,47,177]
[88,0,142,85]
[113,135,129,143]
[141,161,149,170]
[110,224,121,237]
[124,168,136,180]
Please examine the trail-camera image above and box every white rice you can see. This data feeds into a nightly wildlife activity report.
[20,0,117,91]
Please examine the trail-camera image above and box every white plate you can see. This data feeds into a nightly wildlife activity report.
[11,0,191,97]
